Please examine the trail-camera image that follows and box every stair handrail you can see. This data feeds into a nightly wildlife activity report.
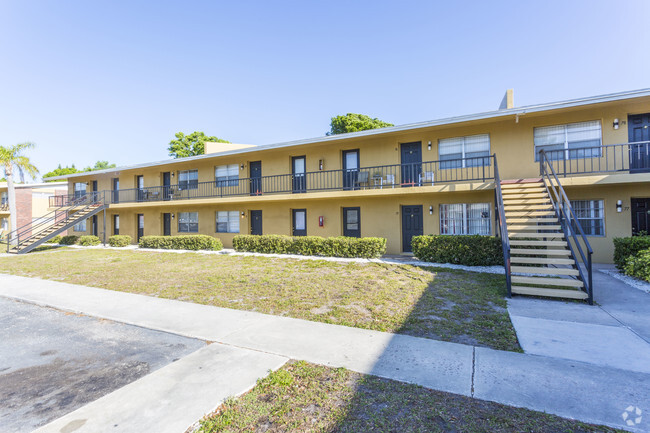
[539,150,594,304]
[493,154,512,297]
[5,191,106,253]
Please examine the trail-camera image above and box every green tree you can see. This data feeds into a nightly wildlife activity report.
[84,160,116,171]
[327,113,394,135]
[0,142,39,244]
[43,164,81,181]
[168,131,230,158]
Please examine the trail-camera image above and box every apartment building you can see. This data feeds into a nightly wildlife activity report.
[0,182,67,236]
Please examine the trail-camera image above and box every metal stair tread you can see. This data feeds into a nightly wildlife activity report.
[512,275,584,287]
[509,240,568,247]
[511,286,588,300]
[510,256,574,264]
[511,266,579,276]
[510,248,571,255]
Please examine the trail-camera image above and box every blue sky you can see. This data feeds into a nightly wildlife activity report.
[1,0,649,180]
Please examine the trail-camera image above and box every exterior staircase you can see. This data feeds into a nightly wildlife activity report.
[4,192,107,254]
[501,178,589,301]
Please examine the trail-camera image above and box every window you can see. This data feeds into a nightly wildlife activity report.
[569,200,604,236]
[74,182,86,199]
[1,218,8,231]
[534,121,602,161]
[439,134,490,168]
[74,219,87,232]
[178,170,198,190]
[1,192,7,206]
[216,211,240,233]
[178,212,199,233]
[113,215,120,235]
[215,164,239,186]
[440,203,491,235]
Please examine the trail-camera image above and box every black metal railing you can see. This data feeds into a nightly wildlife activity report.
[539,150,594,304]
[493,155,511,297]
[49,191,105,208]
[101,156,495,205]
[8,191,107,253]
[541,141,650,177]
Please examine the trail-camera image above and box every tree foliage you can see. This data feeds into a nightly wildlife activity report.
[43,161,117,181]
[84,160,116,171]
[168,131,230,158]
[43,164,81,181]
[0,142,39,242]
[327,113,394,135]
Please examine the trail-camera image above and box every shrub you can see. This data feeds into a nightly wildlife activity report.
[78,235,101,246]
[45,235,62,244]
[109,235,132,247]
[412,235,503,266]
[623,248,650,282]
[232,235,387,259]
[613,236,650,269]
[139,235,223,251]
[60,235,80,245]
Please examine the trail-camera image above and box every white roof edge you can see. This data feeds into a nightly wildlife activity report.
[48,87,650,181]
[0,181,68,188]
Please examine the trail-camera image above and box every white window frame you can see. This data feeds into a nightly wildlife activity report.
[216,210,240,233]
[439,134,491,168]
[439,203,491,235]
[178,212,199,233]
[534,121,602,161]
[178,169,199,190]
[74,182,86,198]
[568,199,605,237]
[215,164,239,187]
[73,219,87,232]
[0,191,7,206]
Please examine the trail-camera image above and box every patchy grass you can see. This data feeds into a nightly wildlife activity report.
[196,360,622,433]
[0,249,519,351]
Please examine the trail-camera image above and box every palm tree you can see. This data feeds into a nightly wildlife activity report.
[0,142,39,245]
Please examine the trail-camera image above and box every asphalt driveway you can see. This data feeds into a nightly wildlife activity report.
[0,297,205,433]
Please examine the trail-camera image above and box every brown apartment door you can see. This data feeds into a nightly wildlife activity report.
[632,198,650,235]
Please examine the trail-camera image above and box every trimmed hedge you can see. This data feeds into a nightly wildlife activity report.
[232,235,387,259]
[412,235,503,266]
[613,236,650,270]
[623,248,650,282]
[139,235,223,251]
[45,235,62,244]
[60,235,80,245]
[78,235,101,246]
[109,235,132,247]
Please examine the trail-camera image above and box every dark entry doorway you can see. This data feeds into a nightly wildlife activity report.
[400,142,422,185]
[163,213,171,236]
[628,114,650,173]
[250,161,262,196]
[401,205,423,252]
[250,210,262,235]
[343,207,360,237]
[632,198,650,235]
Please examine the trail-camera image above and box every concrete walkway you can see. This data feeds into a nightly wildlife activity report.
[508,264,650,374]
[0,274,648,433]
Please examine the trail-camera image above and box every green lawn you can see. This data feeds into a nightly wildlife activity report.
[0,249,519,351]
[196,360,623,433]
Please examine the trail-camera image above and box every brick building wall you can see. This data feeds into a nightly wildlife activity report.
[15,188,32,237]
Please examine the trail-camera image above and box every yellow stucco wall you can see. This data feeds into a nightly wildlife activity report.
[61,96,650,262]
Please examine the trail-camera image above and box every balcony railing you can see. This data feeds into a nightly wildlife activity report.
[49,191,107,208]
[100,156,495,205]
[540,141,650,177]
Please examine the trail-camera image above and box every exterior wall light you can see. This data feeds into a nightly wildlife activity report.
[613,118,619,130]
[429,205,434,215]
[241,211,246,218]
[319,159,324,170]
[240,164,245,170]
[427,141,432,151]
[171,213,175,219]
[616,200,623,213]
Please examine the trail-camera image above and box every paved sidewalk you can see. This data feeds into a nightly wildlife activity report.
[508,264,650,374]
[0,274,648,432]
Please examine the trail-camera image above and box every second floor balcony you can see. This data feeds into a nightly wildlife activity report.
[50,156,496,207]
